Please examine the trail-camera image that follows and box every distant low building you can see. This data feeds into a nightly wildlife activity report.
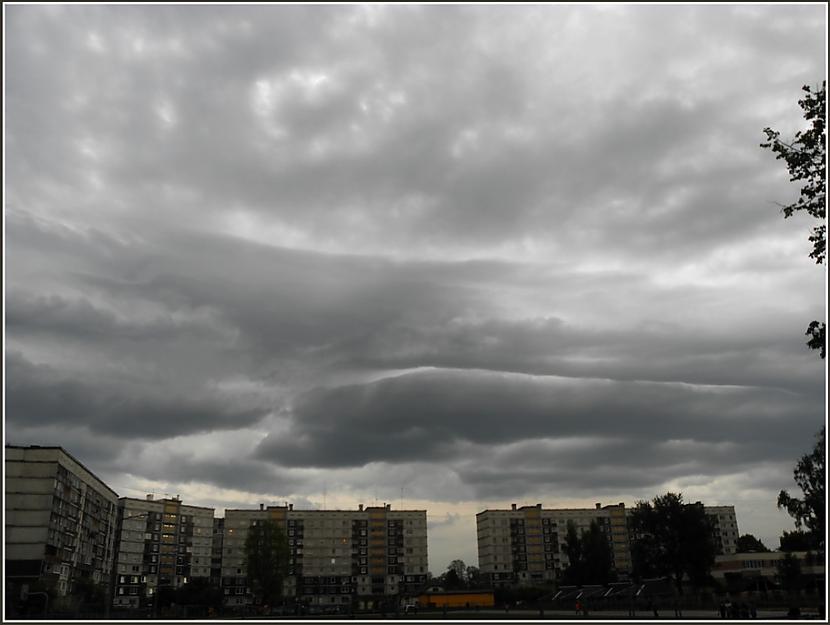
[5,445,119,598]
[713,550,825,591]
[416,589,495,609]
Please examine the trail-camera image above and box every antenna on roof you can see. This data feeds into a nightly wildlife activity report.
[401,486,404,510]
[323,483,327,510]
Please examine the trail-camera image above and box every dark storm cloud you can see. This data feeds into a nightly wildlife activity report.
[6,352,268,439]
[4,2,825,527]
[256,368,820,470]
[128,454,303,496]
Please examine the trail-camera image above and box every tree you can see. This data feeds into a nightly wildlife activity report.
[580,521,616,585]
[441,567,463,590]
[777,427,825,552]
[71,576,106,609]
[561,521,585,585]
[561,520,616,586]
[777,552,803,592]
[175,578,224,610]
[629,493,716,594]
[465,566,487,589]
[761,81,826,359]
[244,519,290,606]
[448,559,467,583]
[779,529,815,552]
[736,534,770,553]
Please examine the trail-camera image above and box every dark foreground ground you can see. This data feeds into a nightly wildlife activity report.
[241,607,822,620]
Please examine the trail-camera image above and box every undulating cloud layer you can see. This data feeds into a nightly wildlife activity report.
[5,4,826,567]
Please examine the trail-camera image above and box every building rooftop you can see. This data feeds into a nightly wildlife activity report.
[5,444,119,498]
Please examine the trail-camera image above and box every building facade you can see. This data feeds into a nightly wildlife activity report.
[112,495,213,608]
[477,501,739,587]
[221,503,428,609]
[5,446,119,597]
[477,503,631,587]
[704,506,739,555]
[713,550,825,592]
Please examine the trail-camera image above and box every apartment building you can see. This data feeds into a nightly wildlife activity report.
[112,495,213,608]
[221,503,428,609]
[5,446,119,597]
[477,503,630,587]
[477,501,739,586]
[705,506,739,555]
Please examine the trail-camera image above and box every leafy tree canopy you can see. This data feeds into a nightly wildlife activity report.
[561,520,616,586]
[777,427,825,552]
[629,493,716,594]
[244,519,290,606]
[779,529,815,552]
[736,534,770,553]
[761,81,826,358]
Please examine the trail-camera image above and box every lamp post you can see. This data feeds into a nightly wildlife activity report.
[106,511,150,619]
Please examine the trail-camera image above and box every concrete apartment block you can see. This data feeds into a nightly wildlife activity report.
[477,501,740,587]
[221,503,428,609]
[112,495,214,608]
[477,503,630,587]
[5,445,119,597]
[704,506,739,555]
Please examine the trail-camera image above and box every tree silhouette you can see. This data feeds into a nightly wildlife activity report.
[736,534,770,553]
[777,427,825,552]
[629,493,715,594]
[761,81,826,358]
[244,520,290,606]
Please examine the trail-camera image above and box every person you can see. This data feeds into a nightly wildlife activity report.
[718,602,726,618]
[575,600,582,616]
[749,602,757,619]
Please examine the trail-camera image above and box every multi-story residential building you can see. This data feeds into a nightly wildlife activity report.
[477,501,739,587]
[221,503,428,610]
[112,495,213,608]
[5,445,119,598]
[477,503,630,587]
[704,506,739,555]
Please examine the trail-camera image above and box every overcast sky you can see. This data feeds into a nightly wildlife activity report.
[4,4,827,570]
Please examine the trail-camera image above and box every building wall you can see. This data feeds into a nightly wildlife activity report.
[713,550,825,580]
[417,591,495,608]
[5,446,118,597]
[477,501,739,586]
[222,504,428,607]
[112,496,214,608]
[704,506,739,555]
[477,503,630,587]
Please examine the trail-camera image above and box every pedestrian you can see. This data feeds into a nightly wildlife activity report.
[718,602,726,619]
[749,602,757,619]
[575,599,582,616]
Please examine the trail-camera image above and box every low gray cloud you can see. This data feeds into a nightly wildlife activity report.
[256,368,820,473]
[4,4,825,566]
[6,352,269,439]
